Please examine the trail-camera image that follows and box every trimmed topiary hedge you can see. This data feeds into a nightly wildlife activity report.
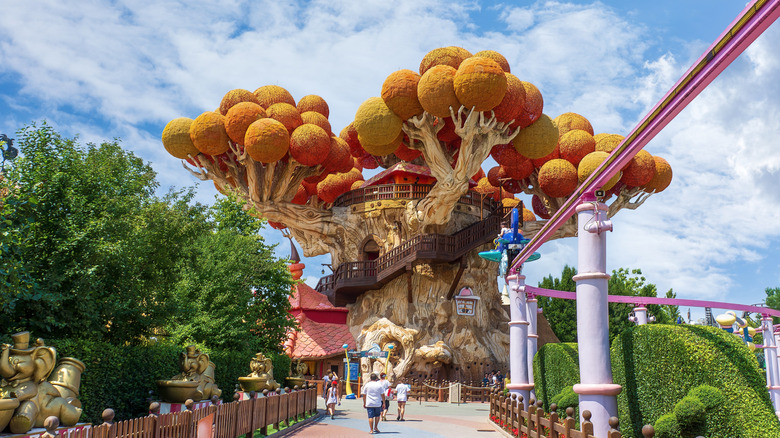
[47,339,289,424]
[611,324,780,437]
[533,342,579,411]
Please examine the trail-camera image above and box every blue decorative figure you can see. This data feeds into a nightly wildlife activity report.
[479,207,540,275]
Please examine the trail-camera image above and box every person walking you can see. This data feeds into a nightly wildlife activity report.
[322,371,332,400]
[394,377,410,421]
[379,373,391,421]
[326,381,340,420]
[361,373,385,434]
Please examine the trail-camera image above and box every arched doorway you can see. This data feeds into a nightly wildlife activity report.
[362,239,380,261]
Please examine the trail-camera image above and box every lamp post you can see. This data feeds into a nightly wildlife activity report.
[343,343,356,399]
[384,344,395,377]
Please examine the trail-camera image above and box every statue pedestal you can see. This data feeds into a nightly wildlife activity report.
[155,400,217,414]
[0,423,91,438]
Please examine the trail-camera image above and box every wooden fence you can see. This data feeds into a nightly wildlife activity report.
[489,391,659,438]
[42,387,317,438]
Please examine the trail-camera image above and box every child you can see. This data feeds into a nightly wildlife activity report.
[326,381,340,420]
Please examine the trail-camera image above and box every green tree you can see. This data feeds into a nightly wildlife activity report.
[537,265,578,342]
[169,199,295,352]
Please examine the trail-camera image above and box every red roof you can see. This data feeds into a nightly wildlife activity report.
[285,282,355,359]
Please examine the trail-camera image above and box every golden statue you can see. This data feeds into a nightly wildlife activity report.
[0,332,84,434]
[156,345,222,403]
[238,352,280,392]
[285,360,308,389]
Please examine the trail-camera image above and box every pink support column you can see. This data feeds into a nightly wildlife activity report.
[571,198,621,437]
[506,273,533,403]
[527,294,539,400]
[766,317,780,417]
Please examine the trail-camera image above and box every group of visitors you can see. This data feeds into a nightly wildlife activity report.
[482,370,507,388]
[322,371,341,420]
[361,372,409,434]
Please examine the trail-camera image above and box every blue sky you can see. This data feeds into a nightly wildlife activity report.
[1,0,778,319]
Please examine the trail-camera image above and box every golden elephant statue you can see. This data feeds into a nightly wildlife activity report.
[238,352,279,392]
[0,332,83,434]
[156,345,222,403]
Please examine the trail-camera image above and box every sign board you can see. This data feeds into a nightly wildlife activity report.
[455,286,480,316]
[347,350,388,359]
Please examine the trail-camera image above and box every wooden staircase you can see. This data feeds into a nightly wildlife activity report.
[316,190,511,306]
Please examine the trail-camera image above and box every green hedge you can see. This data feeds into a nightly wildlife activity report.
[46,339,289,423]
[533,342,579,411]
[611,324,780,437]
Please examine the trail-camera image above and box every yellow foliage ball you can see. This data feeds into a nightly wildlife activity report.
[578,151,621,191]
[554,112,593,136]
[225,102,267,145]
[162,117,199,159]
[644,156,673,193]
[595,134,624,153]
[219,89,261,115]
[189,111,230,156]
[419,46,472,75]
[418,65,461,119]
[300,111,331,134]
[473,50,511,73]
[244,118,290,164]
[522,208,537,223]
[381,69,424,121]
[538,159,578,198]
[593,133,610,143]
[513,114,558,159]
[253,85,295,108]
[558,129,596,167]
[350,180,364,191]
[266,103,303,134]
[454,56,507,112]
[620,149,656,187]
[354,97,403,146]
[296,94,329,118]
[358,130,403,157]
[502,197,520,208]
[475,177,496,195]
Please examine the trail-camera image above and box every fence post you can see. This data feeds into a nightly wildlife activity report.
[549,403,559,438]
[607,417,622,438]
[581,410,594,437]
[534,400,543,437]
[564,407,576,437]
[641,424,655,438]
[527,397,536,435]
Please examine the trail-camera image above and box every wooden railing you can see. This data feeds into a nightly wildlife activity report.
[316,202,515,306]
[45,387,318,438]
[332,183,495,211]
[488,391,658,438]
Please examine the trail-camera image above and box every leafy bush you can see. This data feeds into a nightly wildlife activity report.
[47,338,287,424]
[612,324,780,437]
[673,395,705,435]
[653,413,680,438]
[533,342,579,410]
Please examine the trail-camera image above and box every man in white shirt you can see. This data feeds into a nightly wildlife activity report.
[361,373,385,434]
[379,373,391,421]
[394,377,410,421]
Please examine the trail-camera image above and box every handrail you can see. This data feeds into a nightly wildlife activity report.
[332,183,497,211]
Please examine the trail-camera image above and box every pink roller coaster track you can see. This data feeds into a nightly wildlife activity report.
[524,285,780,318]
[510,0,780,272]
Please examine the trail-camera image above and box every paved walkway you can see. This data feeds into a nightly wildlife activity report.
[279,397,501,437]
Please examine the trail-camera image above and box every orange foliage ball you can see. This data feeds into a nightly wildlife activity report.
[244,118,290,164]
[453,57,507,112]
[522,208,537,223]
[436,117,458,142]
[472,167,486,182]
[219,89,261,115]
[538,159,578,198]
[578,151,621,190]
[340,123,365,158]
[291,185,309,205]
[514,82,544,128]
[290,124,331,166]
[351,180,364,191]
[394,142,422,162]
[620,150,656,187]
[382,69,424,121]
[162,117,199,159]
[502,198,521,208]
[493,73,526,125]
[554,112,594,136]
[316,174,344,204]
[532,194,551,219]
[418,65,461,118]
[487,166,501,187]
[595,134,624,153]
[475,177,497,195]
[323,136,354,174]
[254,85,295,108]
[225,102,267,145]
[491,143,527,167]
[473,50,511,73]
[297,95,329,118]
[266,103,303,134]
[513,114,559,159]
[300,111,331,134]
[419,46,472,75]
[558,129,596,167]
[502,160,533,181]
[189,111,230,156]
[644,156,673,193]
